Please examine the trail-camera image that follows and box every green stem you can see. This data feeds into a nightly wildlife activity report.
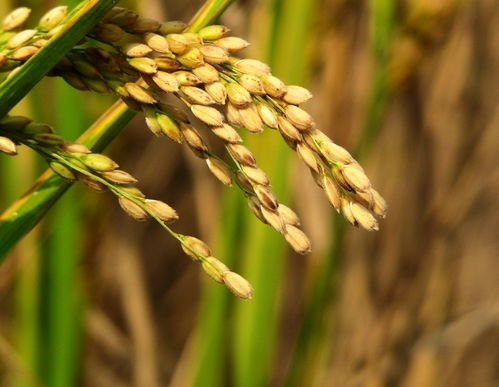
[187,0,235,33]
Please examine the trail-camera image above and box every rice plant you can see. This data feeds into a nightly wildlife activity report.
[0,1,385,288]
[2,0,495,386]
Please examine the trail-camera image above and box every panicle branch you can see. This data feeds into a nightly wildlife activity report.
[0,114,252,299]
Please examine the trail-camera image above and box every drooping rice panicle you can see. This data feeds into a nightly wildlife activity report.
[0,4,387,260]
[0,114,252,299]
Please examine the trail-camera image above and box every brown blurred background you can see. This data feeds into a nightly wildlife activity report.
[1,0,499,386]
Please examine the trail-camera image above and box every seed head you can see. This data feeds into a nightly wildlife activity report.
[11,46,38,61]
[61,142,91,154]
[351,203,379,231]
[166,34,190,54]
[227,144,256,167]
[205,82,227,104]
[226,83,253,107]
[33,133,64,146]
[211,123,242,143]
[72,60,101,79]
[119,197,149,221]
[109,9,138,27]
[278,204,301,226]
[80,153,118,172]
[144,32,170,54]
[226,102,242,126]
[124,83,157,104]
[257,104,278,128]
[145,199,178,222]
[283,85,313,105]
[222,272,253,299]
[178,47,205,68]
[49,161,76,180]
[0,136,17,155]
[78,174,107,192]
[323,175,341,211]
[159,20,187,35]
[202,256,229,283]
[121,42,152,57]
[340,198,355,225]
[198,25,230,40]
[0,115,32,131]
[182,236,211,260]
[155,57,183,72]
[33,39,48,48]
[277,116,302,142]
[151,71,179,93]
[46,24,64,37]
[180,123,208,152]
[199,44,229,64]
[316,138,353,164]
[181,86,215,105]
[92,23,124,42]
[7,29,37,49]
[143,106,161,136]
[192,64,219,83]
[128,57,157,74]
[39,6,67,31]
[61,71,88,91]
[234,59,271,75]
[3,7,31,31]
[128,17,161,33]
[157,114,182,143]
[254,185,278,210]
[261,74,286,98]
[261,206,286,233]
[237,172,255,193]
[191,105,224,126]
[206,157,233,186]
[215,37,250,52]
[101,169,138,185]
[285,105,314,131]
[341,163,371,192]
[23,122,54,135]
[371,189,387,218]
[239,104,264,133]
[241,165,269,186]
[296,143,319,172]
[284,225,312,254]
[239,74,266,95]
[173,71,201,86]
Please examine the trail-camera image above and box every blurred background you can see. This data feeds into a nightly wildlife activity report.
[1,0,499,386]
